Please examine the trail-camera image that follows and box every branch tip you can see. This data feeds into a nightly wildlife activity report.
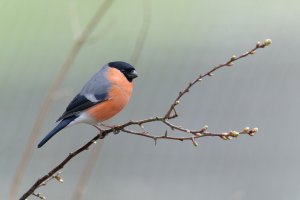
[54,174,64,183]
[227,62,234,66]
[228,130,239,138]
[243,127,250,133]
[201,125,208,131]
[192,137,198,147]
[230,55,237,61]
[249,127,258,136]
[264,39,272,46]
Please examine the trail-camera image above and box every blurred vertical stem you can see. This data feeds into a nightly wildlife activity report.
[72,0,151,199]
[8,1,115,199]
[72,141,104,200]
[130,0,151,65]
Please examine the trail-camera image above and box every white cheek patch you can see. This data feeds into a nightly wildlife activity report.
[84,94,98,102]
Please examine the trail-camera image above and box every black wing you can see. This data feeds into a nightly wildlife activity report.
[56,93,108,122]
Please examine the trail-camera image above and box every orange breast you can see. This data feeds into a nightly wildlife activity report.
[87,68,133,122]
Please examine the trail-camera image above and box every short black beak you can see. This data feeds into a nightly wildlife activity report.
[130,70,138,79]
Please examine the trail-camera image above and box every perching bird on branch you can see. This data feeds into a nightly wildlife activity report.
[37,61,138,148]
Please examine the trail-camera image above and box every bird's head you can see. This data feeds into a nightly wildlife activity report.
[108,61,138,82]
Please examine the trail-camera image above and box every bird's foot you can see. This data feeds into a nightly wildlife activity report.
[98,123,120,135]
[92,125,106,139]
[93,125,103,132]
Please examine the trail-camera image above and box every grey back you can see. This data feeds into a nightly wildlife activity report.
[80,65,111,95]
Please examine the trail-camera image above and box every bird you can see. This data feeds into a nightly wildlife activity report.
[37,61,138,148]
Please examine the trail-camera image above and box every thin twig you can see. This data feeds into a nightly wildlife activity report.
[165,40,270,119]
[122,128,255,142]
[19,39,271,199]
[9,1,115,200]
[19,133,103,200]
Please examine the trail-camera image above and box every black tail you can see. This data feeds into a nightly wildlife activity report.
[37,116,77,148]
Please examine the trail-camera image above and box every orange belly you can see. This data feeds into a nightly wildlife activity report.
[87,84,133,122]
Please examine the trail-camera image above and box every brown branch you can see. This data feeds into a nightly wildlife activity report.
[19,39,271,199]
[165,40,271,119]
[19,133,103,200]
[122,127,258,146]
[9,1,115,200]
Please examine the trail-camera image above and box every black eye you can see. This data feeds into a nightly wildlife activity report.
[121,69,132,73]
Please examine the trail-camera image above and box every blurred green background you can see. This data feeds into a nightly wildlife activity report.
[1,0,299,199]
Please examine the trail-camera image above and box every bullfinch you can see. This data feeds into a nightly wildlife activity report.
[37,61,138,148]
